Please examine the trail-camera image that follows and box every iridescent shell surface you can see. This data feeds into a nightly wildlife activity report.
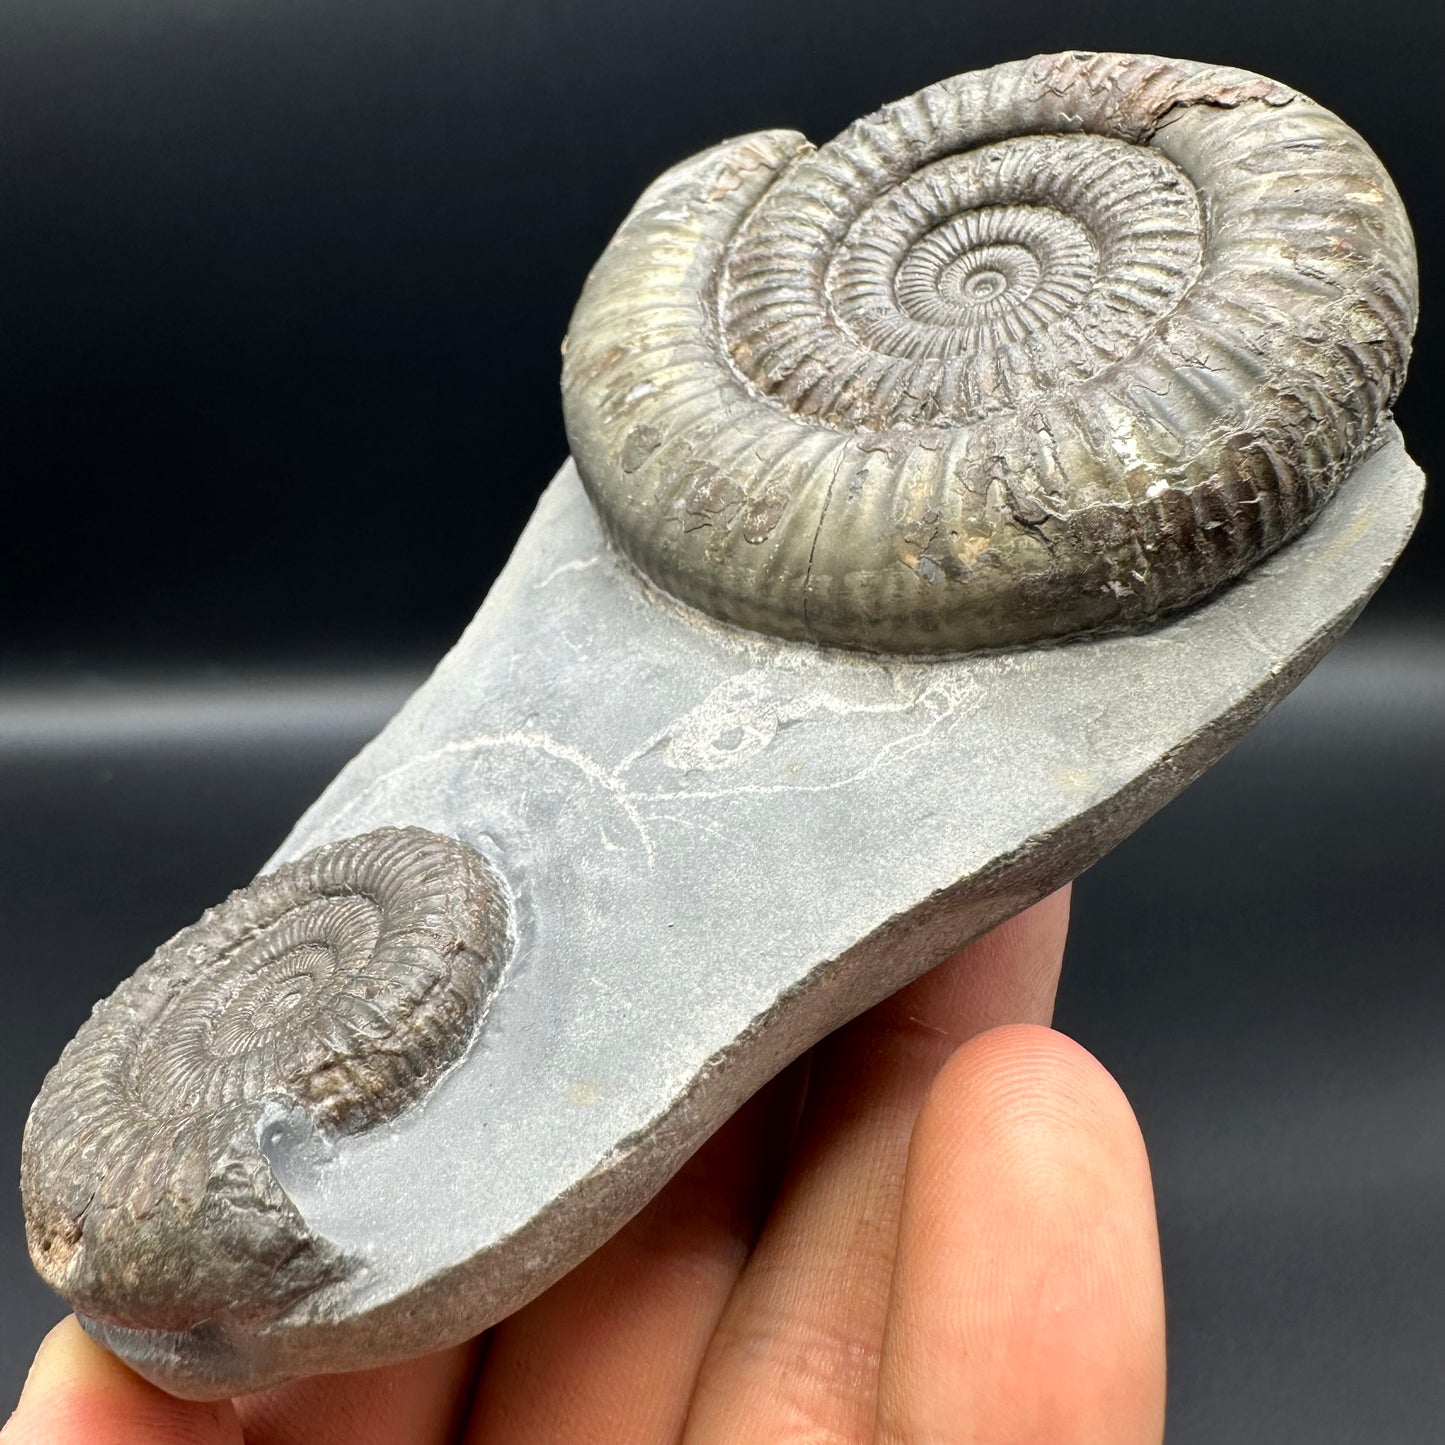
[563,52,1417,653]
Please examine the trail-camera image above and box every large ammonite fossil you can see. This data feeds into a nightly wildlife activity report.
[21,827,511,1331]
[563,51,1417,653]
[14,52,1423,1398]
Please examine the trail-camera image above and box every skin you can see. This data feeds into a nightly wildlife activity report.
[3,885,1167,1444]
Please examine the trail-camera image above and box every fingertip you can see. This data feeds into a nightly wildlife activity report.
[912,1023,1159,1304]
[23,1317,130,1398]
[9,1317,114,1430]
[4,1316,241,1445]
[16,1317,74,1395]
[881,887,1074,1042]
[880,1024,1165,1445]
[917,1022,1144,1178]
[1008,881,1073,951]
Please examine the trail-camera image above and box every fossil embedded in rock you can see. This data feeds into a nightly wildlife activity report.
[21,53,1422,1399]
[23,827,511,1334]
[562,52,1416,652]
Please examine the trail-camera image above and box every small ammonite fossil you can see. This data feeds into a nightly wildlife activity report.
[562,51,1418,653]
[22,826,511,1332]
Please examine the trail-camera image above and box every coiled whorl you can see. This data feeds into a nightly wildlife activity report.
[22,827,511,1332]
[562,52,1417,653]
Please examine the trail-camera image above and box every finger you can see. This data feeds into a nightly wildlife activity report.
[462,1062,805,1445]
[871,884,1072,1043]
[876,1025,1166,1445]
[1,1317,241,1445]
[234,1343,477,1445]
[683,888,1070,1445]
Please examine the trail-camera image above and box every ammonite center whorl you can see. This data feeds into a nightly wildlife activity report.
[22,827,511,1332]
[562,51,1417,653]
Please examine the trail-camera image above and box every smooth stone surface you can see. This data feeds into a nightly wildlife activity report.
[87,428,1422,1396]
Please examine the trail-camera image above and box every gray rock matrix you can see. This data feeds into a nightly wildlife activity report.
[20,52,1421,1397]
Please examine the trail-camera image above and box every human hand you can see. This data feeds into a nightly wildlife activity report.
[3,885,1165,1443]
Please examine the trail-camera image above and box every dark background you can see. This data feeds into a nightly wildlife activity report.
[3,0,1443,669]
[1,1,1442,1437]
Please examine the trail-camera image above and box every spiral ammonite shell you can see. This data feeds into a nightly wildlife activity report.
[22,827,511,1331]
[562,51,1417,653]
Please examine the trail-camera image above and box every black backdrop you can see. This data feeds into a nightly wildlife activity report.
[2,4,1444,1438]
[2,0,1441,668]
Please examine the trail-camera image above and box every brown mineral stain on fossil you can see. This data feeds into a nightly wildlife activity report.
[561,51,1417,654]
[21,826,512,1333]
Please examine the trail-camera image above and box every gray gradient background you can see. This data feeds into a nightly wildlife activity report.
[1,1,1441,1437]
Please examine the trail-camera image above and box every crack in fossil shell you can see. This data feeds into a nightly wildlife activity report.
[21,827,511,1333]
[561,51,1417,654]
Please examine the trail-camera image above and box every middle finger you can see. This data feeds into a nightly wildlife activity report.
[681,887,1071,1445]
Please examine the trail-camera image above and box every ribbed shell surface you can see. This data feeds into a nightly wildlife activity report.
[562,52,1417,653]
[21,827,511,1332]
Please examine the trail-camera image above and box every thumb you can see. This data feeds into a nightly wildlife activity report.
[3,1318,242,1445]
